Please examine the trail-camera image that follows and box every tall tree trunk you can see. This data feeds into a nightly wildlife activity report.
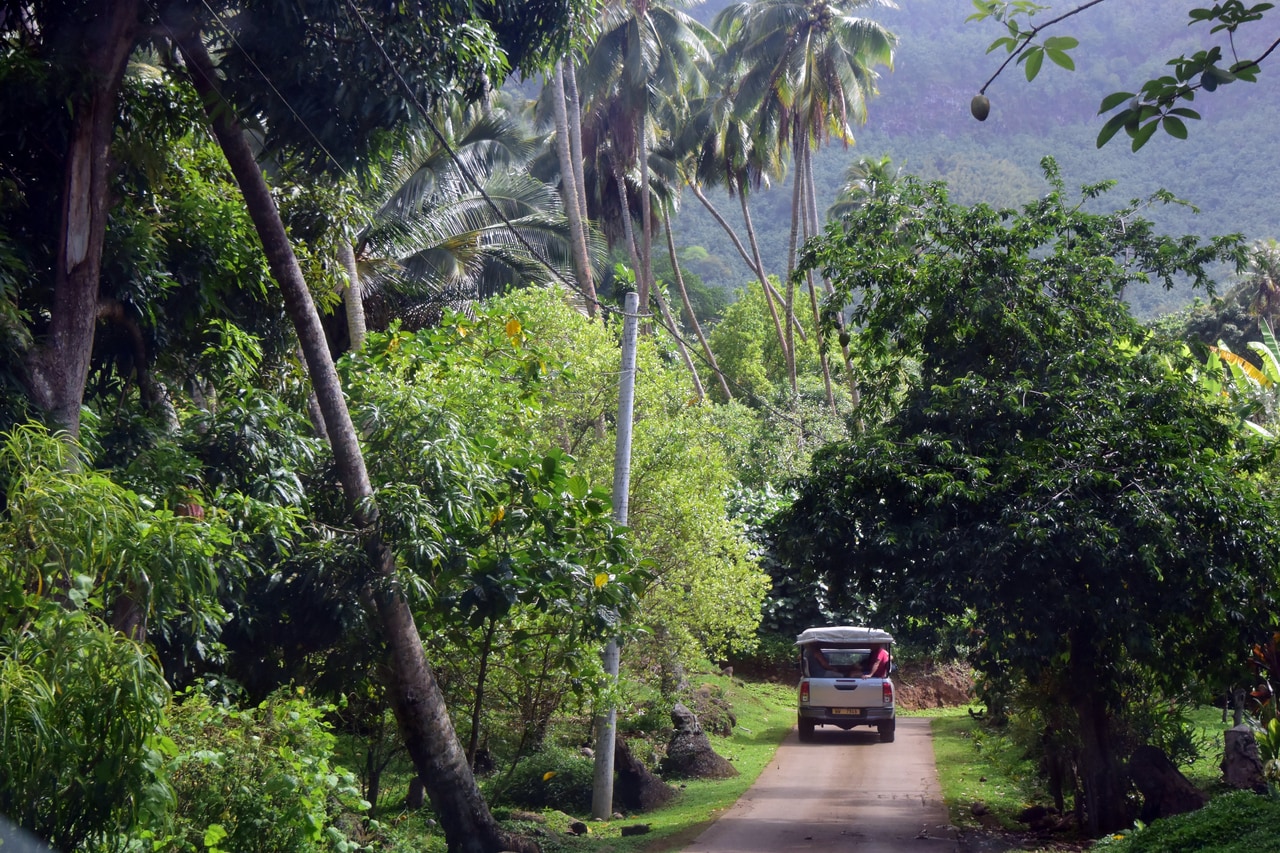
[612,159,644,283]
[663,207,730,400]
[550,63,597,317]
[1070,630,1132,836]
[652,281,704,401]
[23,1,141,439]
[687,182,801,343]
[467,617,498,767]
[339,241,368,350]
[794,153,835,411]
[803,145,859,413]
[636,104,655,329]
[736,194,792,391]
[738,192,806,342]
[689,182,757,274]
[563,63,591,235]
[178,34,530,853]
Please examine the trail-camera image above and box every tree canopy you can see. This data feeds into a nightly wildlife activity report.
[777,162,1280,834]
[970,0,1280,149]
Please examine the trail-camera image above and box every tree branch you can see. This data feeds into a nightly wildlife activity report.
[979,0,1112,95]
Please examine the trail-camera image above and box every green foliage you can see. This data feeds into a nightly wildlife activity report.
[347,112,581,315]
[490,745,595,814]
[342,316,646,636]
[971,0,1275,150]
[329,299,654,760]
[0,609,170,853]
[1095,790,1280,852]
[708,280,828,405]
[0,423,233,649]
[654,250,728,325]
[347,288,768,671]
[781,164,1280,831]
[138,691,367,853]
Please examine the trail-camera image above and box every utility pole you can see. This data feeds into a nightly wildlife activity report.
[592,290,639,820]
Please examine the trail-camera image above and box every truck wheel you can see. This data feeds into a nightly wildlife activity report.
[798,719,815,742]
[879,721,896,743]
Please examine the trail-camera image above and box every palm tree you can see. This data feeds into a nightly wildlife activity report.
[548,61,598,317]
[679,75,799,391]
[716,0,895,408]
[577,0,716,320]
[828,153,901,220]
[341,111,589,346]
[177,34,521,853]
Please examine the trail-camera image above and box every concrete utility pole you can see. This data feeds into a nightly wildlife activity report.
[592,291,639,820]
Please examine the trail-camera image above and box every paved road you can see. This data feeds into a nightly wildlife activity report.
[680,718,959,853]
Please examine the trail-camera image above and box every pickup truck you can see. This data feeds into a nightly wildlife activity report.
[795,626,895,743]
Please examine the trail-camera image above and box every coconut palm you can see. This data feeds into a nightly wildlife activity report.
[577,0,717,320]
[716,0,895,409]
[679,63,799,391]
[548,61,599,317]
[340,110,589,345]
[828,153,901,220]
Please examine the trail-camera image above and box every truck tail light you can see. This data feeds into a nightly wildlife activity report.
[883,681,893,706]
[800,681,810,706]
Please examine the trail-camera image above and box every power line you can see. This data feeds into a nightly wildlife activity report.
[193,0,351,181]
[340,0,826,427]
[158,0,827,428]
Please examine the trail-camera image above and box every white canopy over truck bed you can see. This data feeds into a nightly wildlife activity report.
[795,625,896,742]
[795,626,894,646]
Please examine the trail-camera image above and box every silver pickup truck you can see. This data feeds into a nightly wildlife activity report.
[795,626,895,743]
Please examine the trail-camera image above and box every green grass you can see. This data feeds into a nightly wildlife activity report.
[928,707,1044,834]
[1180,706,1236,791]
[925,703,1245,849]
[365,673,797,852]
[528,675,796,853]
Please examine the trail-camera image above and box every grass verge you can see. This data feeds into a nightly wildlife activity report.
[368,673,797,852]
[532,675,796,852]
[926,703,1244,850]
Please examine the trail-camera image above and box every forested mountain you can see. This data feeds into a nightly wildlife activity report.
[674,0,1280,318]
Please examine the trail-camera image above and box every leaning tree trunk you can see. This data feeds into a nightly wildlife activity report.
[652,280,705,401]
[803,145,860,413]
[743,193,806,343]
[686,182,799,347]
[23,1,141,439]
[612,159,645,286]
[550,63,597,317]
[178,33,531,853]
[663,207,730,400]
[794,152,835,412]
[338,241,368,350]
[563,63,591,240]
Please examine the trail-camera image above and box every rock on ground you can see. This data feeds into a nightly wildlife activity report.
[661,701,737,780]
[614,737,675,812]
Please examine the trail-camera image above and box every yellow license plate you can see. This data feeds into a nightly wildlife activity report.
[831,708,862,716]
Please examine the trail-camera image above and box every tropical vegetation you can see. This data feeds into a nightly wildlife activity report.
[5,0,1280,851]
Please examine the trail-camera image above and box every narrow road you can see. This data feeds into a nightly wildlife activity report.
[680,718,958,852]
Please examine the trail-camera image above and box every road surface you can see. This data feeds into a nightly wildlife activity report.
[680,718,959,852]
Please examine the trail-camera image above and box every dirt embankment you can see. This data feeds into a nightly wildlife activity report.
[894,660,975,711]
[728,657,975,712]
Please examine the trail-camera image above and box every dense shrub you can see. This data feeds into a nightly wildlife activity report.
[491,745,594,814]
[1095,791,1280,852]
[137,691,366,853]
[0,610,170,853]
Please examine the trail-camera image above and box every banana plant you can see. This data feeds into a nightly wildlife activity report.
[1208,319,1280,437]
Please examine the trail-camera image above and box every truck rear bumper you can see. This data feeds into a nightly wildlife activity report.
[799,707,894,726]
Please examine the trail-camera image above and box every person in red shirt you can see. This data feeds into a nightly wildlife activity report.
[864,644,890,678]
